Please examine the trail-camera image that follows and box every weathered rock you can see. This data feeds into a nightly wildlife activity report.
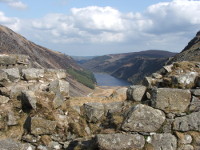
[49,80,69,98]
[0,70,9,86]
[163,64,173,73]
[22,134,38,144]
[96,133,145,150]
[0,95,10,104]
[152,73,163,79]
[151,88,191,113]
[162,119,174,133]
[7,111,18,126]
[104,102,123,115]
[127,85,146,101]
[110,87,127,101]
[83,102,104,123]
[176,132,192,144]
[171,72,198,88]
[189,96,200,112]
[146,133,177,150]
[2,68,20,82]
[143,77,157,87]
[10,84,28,99]
[189,131,200,150]
[31,117,56,135]
[122,104,165,132]
[22,68,44,80]
[52,93,64,109]
[173,111,200,131]
[191,89,200,96]
[48,141,62,150]
[0,138,35,150]
[21,90,37,110]
[37,145,49,150]
[45,69,67,80]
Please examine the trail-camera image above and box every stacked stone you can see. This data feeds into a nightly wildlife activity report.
[0,55,200,150]
[0,55,70,150]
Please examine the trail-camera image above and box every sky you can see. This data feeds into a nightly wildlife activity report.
[0,0,200,56]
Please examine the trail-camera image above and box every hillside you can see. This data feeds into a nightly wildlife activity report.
[0,25,95,96]
[168,31,200,63]
[81,50,176,84]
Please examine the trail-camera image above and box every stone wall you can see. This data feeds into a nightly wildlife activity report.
[0,54,32,69]
[0,58,199,150]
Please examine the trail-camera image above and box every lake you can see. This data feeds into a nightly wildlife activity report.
[94,73,132,86]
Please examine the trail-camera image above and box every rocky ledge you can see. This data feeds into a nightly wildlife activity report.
[0,55,200,150]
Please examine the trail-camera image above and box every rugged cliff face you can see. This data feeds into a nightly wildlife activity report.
[81,50,176,84]
[168,31,200,63]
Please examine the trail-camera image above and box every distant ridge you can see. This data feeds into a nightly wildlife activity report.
[81,50,177,84]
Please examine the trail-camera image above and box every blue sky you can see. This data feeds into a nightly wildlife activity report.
[0,0,200,56]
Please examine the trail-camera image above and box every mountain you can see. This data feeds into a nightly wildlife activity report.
[81,50,177,84]
[168,31,200,63]
[0,25,80,70]
[0,25,94,96]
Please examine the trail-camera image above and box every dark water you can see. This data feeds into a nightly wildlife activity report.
[94,73,131,86]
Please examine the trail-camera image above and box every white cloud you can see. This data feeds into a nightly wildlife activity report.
[145,0,200,34]
[1,0,200,55]
[0,11,20,31]
[0,0,27,9]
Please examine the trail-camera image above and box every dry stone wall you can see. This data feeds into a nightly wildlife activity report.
[0,55,199,150]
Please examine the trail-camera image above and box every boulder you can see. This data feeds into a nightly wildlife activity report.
[49,80,69,98]
[104,102,123,115]
[31,117,56,135]
[127,85,146,101]
[22,68,44,80]
[121,104,165,132]
[83,102,104,123]
[21,90,37,110]
[171,72,198,88]
[151,88,191,114]
[110,87,127,101]
[95,133,145,150]
[173,111,200,132]
[189,96,200,112]
[0,95,10,104]
[146,133,177,150]
[2,68,20,82]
